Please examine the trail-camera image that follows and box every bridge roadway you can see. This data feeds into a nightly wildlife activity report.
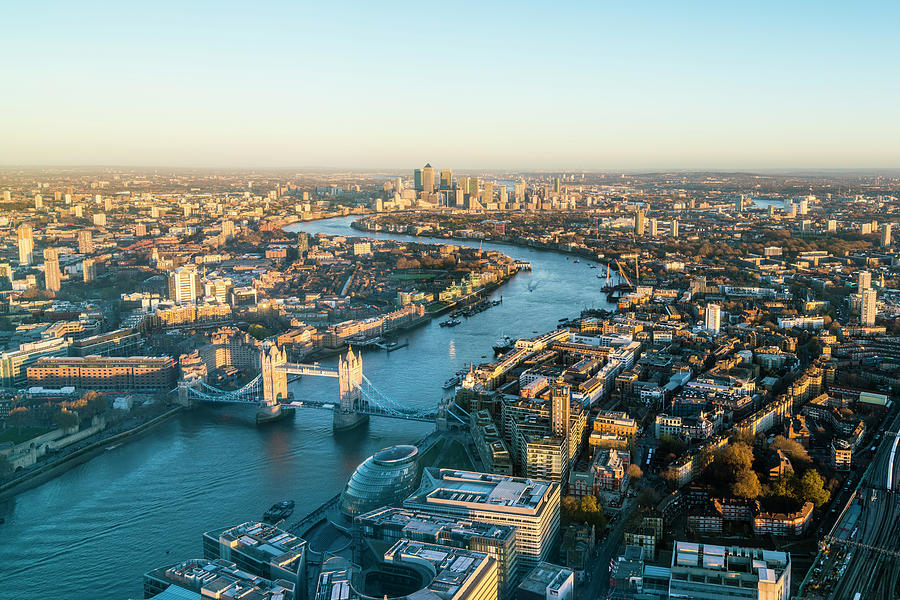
[821,410,900,600]
[279,363,339,378]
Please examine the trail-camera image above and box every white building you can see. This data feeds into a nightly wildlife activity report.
[705,304,721,333]
[861,288,877,326]
[668,542,790,600]
[168,266,201,304]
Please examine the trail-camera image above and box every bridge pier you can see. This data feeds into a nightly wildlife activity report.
[334,347,368,431]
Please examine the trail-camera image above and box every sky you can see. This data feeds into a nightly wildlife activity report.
[2,1,899,170]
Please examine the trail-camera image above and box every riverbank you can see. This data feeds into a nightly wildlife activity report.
[0,406,183,498]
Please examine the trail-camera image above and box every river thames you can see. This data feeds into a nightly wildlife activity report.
[0,215,615,600]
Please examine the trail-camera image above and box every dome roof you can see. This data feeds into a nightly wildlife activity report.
[340,445,420,518]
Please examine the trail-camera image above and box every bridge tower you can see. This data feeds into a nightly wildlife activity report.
[258,342,288,423]
[334,347,369,431]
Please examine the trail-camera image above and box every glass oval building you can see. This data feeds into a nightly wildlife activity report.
[339,445,420,518]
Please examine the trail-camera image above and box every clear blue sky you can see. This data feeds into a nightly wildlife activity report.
[2,1,898,170]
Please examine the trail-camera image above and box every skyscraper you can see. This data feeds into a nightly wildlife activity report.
[78,230,94,255]
[414,168,423,192]
[43,248,61,292]
[421,163,435,193]
[881,223,892,247]
[858,271,871,295]
[705,303,721,333]
[649,218,658,237]
[83,258,97,283]
[861,289,877,326]
[17,224,34,266]
[439,169,452,190]
[553,177,561,193]
[671,219,679,238]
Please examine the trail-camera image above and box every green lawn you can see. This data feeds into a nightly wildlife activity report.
[418,439,446,467]
[0,426,52,445]
[435,440,475,471]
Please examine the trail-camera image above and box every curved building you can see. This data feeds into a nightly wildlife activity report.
[340,445,420,518]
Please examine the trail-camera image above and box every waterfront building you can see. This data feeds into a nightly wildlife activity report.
[17,223,34,266]
[202,521,307,592]
[143,558,296,600]
[668,541,790,600]
[354,506,518,597]
[404,468,560,572]
[43,248,61,292]
[26,355,176,392]
[339,445,421,518]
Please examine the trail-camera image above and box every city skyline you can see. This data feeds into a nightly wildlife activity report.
[3,1,900,170]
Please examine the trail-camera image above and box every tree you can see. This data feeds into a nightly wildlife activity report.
[797,469,830,507]
[732,470,761,499]
[627,464,644,480]
[6,406,31,431]
[52,410,79,431]
[247,324,272,340]
[770,436,811,469]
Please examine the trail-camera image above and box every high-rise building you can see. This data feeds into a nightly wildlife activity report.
[17,224,34,266]
[78,230,93,254]
[858,270,871,295]
[404,468,561,573]
[421,163,435,193]
[43,248,61,292]
[439,169,453,190]
[671,219,679,238]
[861,288,877,326]
[414,168,423,192]
[705,303,721,333]
[2,190,10,202]
[467,176,480,196]
[649,218,658,237]
[83,258,97,283]
[168,266,201,304]
[92,213,106,226]
[553,177,561,193]
[826,219,837,232]
[135,223,147,237]
[881,222,892,247]
[34,194,43,210]
[634,209,646,236]
[221,220,235,239]
[551,381,571,439]
[668,542,791,600]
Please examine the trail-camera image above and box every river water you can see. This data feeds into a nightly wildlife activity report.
[0,215,615,600]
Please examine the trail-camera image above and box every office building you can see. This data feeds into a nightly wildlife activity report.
[516,562,574,600]
[354,507,518,597]
[78,230,94,254]
[340,445,421,518]
[315,541,498,600]
[27,355,177,392]
[404,468,561,572]
[414,168,423,192]
[168,266,201,304]
[0,337,70,387]
[593,411,639,438]
[43,248,61,292]
[858,270,871,294]
[202,521,307,591]
[440,169,453,190]
[861,288,877,326]
[144,558,296,600]
[421,163,435,193]
[553,178,561,194]
[17,223,34,266]
[668,541,790,600]
[705,303,721,333]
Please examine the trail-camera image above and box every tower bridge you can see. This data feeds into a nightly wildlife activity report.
[177,343,454,430]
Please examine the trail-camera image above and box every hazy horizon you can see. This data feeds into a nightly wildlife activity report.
[4,1,899,169]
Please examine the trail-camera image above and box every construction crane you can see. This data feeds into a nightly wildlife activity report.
[614,259,633,287]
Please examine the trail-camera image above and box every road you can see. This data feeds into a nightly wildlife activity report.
[816,409,900,599]
[581,495,638,600]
